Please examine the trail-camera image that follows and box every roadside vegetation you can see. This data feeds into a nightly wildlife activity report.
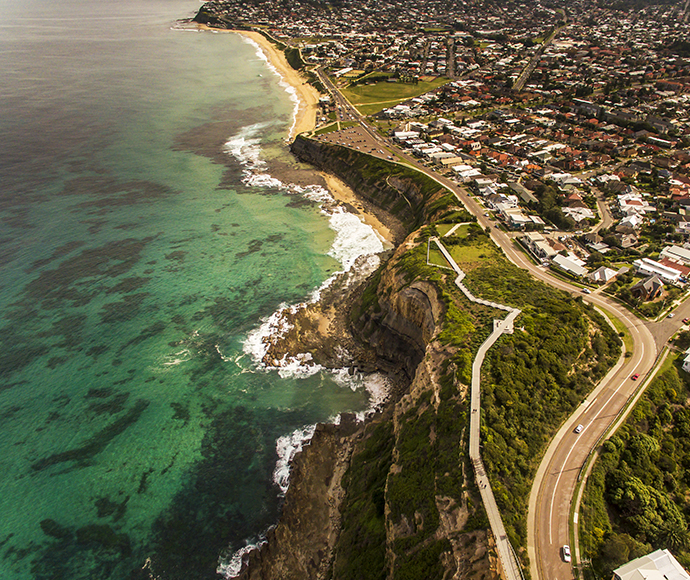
[336,217,621,578]
[580,354,690,579]
[463,233,622,555]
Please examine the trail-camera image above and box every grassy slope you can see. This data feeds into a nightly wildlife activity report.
[334,220,621,579]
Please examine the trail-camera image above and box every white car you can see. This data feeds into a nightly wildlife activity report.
[562,545,571,562]
[575,424,584,434]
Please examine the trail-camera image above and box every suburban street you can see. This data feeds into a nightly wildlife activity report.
[305,75,688,580]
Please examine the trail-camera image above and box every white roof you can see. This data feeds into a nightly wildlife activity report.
[553,254,587,277]
[661,245,690,265]
[614,550,690,580]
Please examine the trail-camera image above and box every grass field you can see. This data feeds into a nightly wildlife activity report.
[428,247,453,269]
[314,123,339,136]
[341,77,450,115]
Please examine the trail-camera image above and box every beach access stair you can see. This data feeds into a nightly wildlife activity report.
[430,237,525,580]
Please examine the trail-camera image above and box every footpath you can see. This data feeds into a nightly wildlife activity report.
[431,238,525,580]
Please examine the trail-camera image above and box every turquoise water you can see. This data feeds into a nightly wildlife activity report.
[0,2,382,578]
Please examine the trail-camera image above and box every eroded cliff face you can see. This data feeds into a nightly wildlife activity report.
[334,234,500,580]
[354,240,445,379]
[232,137,499,580]
[291,136,447,236]
[235,417,362,580]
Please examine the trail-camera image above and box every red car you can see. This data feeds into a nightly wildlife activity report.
[683,318,690,324]
[631,373,640,380]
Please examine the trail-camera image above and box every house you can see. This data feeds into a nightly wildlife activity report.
[660,245,690,267]
[553,253,587,277]
[612,549,689,580]
[587,266,617,285]
[631,275,665,301]
[616,214,642,234]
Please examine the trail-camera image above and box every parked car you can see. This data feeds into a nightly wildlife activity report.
[575,424,584,434]
[631,373,640,380]
[683,318,690,324]
[562,545,571,562]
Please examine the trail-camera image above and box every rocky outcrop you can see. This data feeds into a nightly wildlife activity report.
[235,417,362,580]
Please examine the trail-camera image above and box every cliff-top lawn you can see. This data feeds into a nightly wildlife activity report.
[340,77,450,115]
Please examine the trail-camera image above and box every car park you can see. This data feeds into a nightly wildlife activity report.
[631,373,640,380]
[575,424,584,433]
[562,545,571,562]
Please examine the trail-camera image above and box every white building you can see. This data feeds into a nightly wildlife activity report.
[553,253,587,277]
[660,245,690,267]
[613,549,690,580]
[633,258,682,284]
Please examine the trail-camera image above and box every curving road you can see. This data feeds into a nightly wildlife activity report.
[299,73,689,579]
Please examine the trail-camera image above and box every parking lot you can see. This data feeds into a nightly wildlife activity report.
[314,125,394,161]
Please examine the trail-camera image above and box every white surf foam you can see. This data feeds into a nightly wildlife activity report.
[331,369,391,419]
[240,35,301,141]
[217,540,266,579]
[227,123,385,380]
[273,424,317,494]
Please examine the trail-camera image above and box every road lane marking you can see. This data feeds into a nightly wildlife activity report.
[548,342,646,544]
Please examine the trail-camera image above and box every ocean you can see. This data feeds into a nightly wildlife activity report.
[0,1,387,578]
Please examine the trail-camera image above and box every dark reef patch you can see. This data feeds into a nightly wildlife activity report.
[94,496,129,521]
[117,321,166,354]
[140,405,313,580]
[29,241,86,272]
[105,276,150,295]
[170,402,190,425]
[165,251,186,262]
[40,519,72,540]
[47,356,69,369]
[57,175,175,210]
[86,345,110,359]
[31,399,149,472]
[18,237,155,312]
[0,405,23,421]
[0,343,50,380]
[88,392,130,416]
[137,468,154,495]
[99,293,150,324]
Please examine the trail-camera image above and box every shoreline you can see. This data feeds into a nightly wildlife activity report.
[233,30,320,140]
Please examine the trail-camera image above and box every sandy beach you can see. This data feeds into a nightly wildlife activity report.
[320,173,396,247]
[235,30,321,140]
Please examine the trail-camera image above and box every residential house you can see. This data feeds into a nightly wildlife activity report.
[612,549,689,580]
[630,275,665,301]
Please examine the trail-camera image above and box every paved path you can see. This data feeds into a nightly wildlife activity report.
[432,238,524,580]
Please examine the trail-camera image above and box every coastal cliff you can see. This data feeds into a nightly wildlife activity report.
[291,135,456,237]
[230,136,501,580]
